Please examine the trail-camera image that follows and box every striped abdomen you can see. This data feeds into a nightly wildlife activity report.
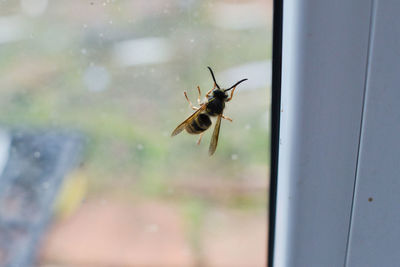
[185,113,211,134]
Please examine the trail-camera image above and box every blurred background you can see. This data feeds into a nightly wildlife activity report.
[0,0,272,266]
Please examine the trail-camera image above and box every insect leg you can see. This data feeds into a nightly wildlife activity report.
[222,115,233,122]
[205,83,216,98]
[197,86,202,105]
[226,87,236,102]
[197,132,204,145]
[184,91,199,110]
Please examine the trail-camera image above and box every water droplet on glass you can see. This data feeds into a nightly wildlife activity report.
[83,65,110,92]
[42,182,50,189]
[231,154,238,160]
[33,151,41,158]
[167,188,175,194]
[145,223,159,233]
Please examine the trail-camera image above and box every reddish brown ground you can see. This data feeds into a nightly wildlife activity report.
[39,198,267,267]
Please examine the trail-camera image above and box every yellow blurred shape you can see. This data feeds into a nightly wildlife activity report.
[55,169,88,218]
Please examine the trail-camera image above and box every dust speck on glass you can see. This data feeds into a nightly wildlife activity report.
[0,0,272,266]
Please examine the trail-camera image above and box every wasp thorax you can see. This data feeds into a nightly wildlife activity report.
[212,89,228,99]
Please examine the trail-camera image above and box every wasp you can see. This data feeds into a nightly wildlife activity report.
[171,67,247,156]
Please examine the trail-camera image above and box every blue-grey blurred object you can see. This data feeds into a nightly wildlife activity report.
[0,129,83,267]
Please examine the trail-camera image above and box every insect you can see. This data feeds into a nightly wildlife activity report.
[171,66,247,156]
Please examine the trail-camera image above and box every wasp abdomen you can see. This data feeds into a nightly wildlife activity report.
[186,113,211,134]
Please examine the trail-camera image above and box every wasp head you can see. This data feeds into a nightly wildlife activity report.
[207,66,248,100]
[212,88,228,100]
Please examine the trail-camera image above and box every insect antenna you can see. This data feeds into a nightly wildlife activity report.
[207,66,220,89]
[224,78,248,92]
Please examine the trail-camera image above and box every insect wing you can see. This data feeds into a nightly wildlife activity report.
[171,105,206,137]
[208,114,222,156]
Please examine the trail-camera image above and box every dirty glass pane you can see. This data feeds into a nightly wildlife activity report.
[0,0,272,266]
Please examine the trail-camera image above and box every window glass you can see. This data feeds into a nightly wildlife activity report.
[0,0,272,265]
